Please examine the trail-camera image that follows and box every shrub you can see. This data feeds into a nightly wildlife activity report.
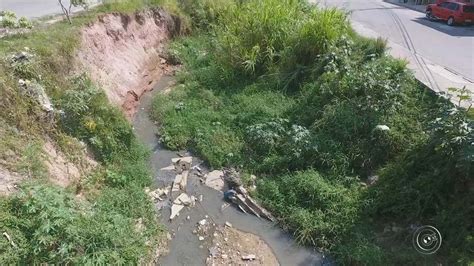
[0,182,159,264]
[257,170,362,249]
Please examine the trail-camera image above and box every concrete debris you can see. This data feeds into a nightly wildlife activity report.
[172,171,189,192]
[18,79,54,113]
[205,170,224,191]
[229,186,275,222]
[170,204,184,220]
[242,254,256,261]
[147,186,170,201]
[170,193,192,220]
[173,193,192,206]
[172,156,192,172]
[160,164,175,171]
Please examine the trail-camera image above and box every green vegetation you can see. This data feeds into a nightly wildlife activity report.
[0,0,172,263]
[0,11,32,29]
[151,0,473,264]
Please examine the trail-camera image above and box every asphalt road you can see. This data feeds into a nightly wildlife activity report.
[2,0,473,103]
[0,0,94,19]
[317,0,474,104]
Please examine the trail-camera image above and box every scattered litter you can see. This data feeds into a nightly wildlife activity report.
[2,232,17,248]
[186,215,191,220]
[199,194,203,202]
[242,254,256,261]
[225,221,232,228]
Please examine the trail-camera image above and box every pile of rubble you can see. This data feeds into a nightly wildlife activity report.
[206,223,278,266]
[145,156,201,220]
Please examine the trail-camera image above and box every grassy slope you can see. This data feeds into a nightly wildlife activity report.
[0,1,183,263]
[151,0,473,264]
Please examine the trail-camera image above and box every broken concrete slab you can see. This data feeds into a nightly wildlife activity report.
[230,185,275,222]
[160,164,175,171]
[205,170,224,191]
[172,156,192,172]
[170,204,184,220]
[173,193,192,206]
[170,193,192,220]
[147,186,170,201]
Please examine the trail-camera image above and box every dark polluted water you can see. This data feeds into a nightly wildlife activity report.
[132,76,325,266]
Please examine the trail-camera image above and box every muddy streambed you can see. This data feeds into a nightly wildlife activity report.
[133,76,323,266]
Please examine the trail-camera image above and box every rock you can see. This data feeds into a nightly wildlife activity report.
[199,236,205,241]
[221,254,228,259]
[225,221,232,228]
[199,219,207,226]
[205,170,224,191]
[250,174,257,181]
[209,246,218,257]
[166,232,172,240]
[242,254,256,261]
[18,80,54,113]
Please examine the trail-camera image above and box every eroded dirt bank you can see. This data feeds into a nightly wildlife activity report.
[76,8,180,119]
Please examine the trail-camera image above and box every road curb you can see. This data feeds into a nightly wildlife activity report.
[383,0,426,14]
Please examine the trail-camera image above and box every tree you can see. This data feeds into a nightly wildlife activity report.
[58,0,88,23]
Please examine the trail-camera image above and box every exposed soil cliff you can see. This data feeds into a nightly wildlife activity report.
[76,8,180,119]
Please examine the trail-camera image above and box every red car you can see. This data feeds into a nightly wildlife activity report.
[426,1,474,25]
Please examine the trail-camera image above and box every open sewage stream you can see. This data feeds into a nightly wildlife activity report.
[132,76,325,266]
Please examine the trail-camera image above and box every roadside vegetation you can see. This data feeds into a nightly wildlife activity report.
[151,0,474,264]
[0,1,176,263]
